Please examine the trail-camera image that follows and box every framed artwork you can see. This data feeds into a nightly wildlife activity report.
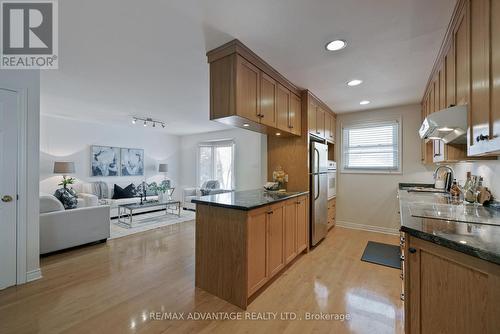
[121,148,144,176]
[91,146,120,176]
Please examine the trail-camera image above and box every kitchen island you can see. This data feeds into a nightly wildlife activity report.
[398,188,500,334]
[193,189,309,309]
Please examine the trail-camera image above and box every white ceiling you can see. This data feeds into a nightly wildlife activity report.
[41,0,456,135]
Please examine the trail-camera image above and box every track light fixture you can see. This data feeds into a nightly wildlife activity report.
[131,117,166,129]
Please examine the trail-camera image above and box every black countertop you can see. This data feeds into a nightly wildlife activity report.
[398,188,500,265]
[192,189,309,211]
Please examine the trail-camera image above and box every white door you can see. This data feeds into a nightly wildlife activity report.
[0,89,18,290]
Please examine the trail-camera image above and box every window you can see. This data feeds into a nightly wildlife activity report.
[197,140,235,189]
[342,119,401,173]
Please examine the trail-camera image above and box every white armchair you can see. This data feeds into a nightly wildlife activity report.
[183,180,232,210]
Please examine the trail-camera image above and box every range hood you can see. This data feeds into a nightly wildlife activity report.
[418,105,467,144]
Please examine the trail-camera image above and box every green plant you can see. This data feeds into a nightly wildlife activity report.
[58,176,76,189]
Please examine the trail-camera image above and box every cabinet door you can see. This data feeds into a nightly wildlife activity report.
[236,57,260,123]
[308,101,317,135]
[470,0,491,149]
[296,196,308,253]
[324,112,333,142]
[247,208,268,295]
[492,0,500,148]
[260,72,277,127]
[276,84,290,132]
[316,107,326,138]
[331,115,337,143]
[284,200,297,263]
[267,204,284,278]
[445,43,456,107]
[439,66,446,110]
[289,93,302,136]
[429,82,436,113]
[455,4,470,107]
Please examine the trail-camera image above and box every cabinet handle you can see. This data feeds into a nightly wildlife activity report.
[400,254,405,261]
[400,273,404,280]
[267,210,274,215]
[409,247,417,254]
[400,293,405,301]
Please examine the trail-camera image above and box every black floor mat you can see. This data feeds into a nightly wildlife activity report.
[361,241,401,269]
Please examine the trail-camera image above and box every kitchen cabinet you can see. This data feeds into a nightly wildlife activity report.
[289,92,302,136]
[247,207,268,295]
[325,111,336,143]
[259,72,277,128]
[306,92,335,140]
[445,42,456,107]
[438,65,446,110]
[276,84,290,132]
[236,56,261,123]
[207,39,302,137]
[267,203,285,277]
[327,197,336,230]
[296,196,308,253]
[284,200,297,263]
[455,3,469,107]
[403,233,500,333]
[196,194,309,309]
[276,84,302,136]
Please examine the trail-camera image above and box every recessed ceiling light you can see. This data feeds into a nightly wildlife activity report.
[347,79,363,86]
[276,132,281,136]
[325,39,347,51]
[359,100,370,105]
[459,240,467,244]
[132,118,136,124]
[243,123,250,127]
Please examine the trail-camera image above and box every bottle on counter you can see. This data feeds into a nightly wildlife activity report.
[450,179,462,203]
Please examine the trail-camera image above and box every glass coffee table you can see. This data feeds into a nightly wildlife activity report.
[117,200,181,228]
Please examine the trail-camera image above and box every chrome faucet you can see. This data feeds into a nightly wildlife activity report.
[433,165,455,187]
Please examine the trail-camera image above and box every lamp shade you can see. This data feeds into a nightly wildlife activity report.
[158,163,168,173]
[53,161,75,174]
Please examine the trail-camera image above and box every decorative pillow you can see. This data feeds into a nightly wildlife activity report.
[148,183,159,196]
[112,184,136,199]
[200,189,212,196]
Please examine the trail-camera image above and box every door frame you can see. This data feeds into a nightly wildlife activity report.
[1,87,29,285]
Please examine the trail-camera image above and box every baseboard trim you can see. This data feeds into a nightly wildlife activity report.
[336,220,400,236]
[26,268,42,282]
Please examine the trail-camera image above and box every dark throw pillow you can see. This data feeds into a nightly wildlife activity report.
[112,184,136,199]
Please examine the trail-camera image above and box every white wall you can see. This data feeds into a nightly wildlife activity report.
[336,104,434,234]
[0,70,41,282]
[179,128,267,191]
[40,115,181,200]
[447,161,500,196]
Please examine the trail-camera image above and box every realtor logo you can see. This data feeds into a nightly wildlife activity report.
[1,0,58,69]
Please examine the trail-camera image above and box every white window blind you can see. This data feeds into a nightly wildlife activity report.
[342,120,400,172]
[198,140,235,189]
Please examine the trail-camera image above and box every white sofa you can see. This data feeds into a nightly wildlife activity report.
[40,193,110,254]
[75,182,161,218]
[183,181,232,210]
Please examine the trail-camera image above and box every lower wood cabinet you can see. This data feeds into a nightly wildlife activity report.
[327,198,336,230]
[196,195,310,310]
[403,234,500,333]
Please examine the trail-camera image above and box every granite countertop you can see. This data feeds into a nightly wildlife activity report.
[398,187,500,265]
[192,189,309,211]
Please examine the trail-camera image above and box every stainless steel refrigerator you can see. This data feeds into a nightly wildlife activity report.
[310,141,328,246]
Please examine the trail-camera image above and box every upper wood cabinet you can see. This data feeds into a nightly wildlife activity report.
[422,0,500,157]
[304,91,335,141]
[445,42,456,107]
[207,40,302,137]
[236,57,261,123]
[289,93,302,136]
[276,83,302,135]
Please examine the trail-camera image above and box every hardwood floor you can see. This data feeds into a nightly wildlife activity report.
[0,221,403,334]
